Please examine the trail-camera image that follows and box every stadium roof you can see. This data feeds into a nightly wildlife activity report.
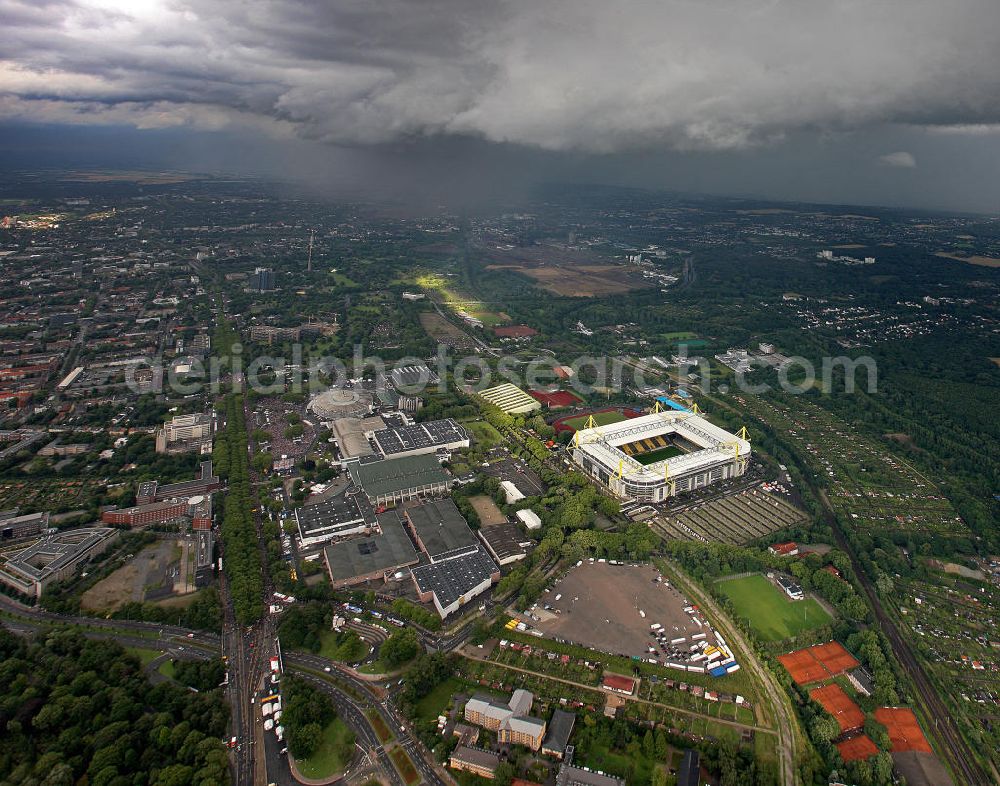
[404,498,479,560]
[478,383,542,414]
[324,511,419,582]
[348,453,450,498]
[574,410,749,483]
[371,418,468,457]
[411,546,497,610]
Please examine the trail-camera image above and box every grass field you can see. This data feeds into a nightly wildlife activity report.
[463,419,504,449]
[319,630,368,663]
[662,331,698,340]
[561,411,628,431]
[357,655,411,675]
[366,710,394,744]
[295,718,355,779]
[717,574,831,642]
[126,646,163,666]
[414,677,462,723]
[633,445,685,465]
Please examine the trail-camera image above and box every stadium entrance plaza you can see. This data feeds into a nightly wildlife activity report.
[530,562,709,660]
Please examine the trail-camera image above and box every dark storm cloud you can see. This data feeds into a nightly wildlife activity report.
[2,0,1000,153]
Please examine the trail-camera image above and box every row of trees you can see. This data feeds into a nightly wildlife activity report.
[214,393,264,624]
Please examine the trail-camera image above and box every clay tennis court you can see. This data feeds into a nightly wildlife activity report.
[836,734,879,762]
[874,707,932,753]
[778,641,859,685]
[810,641,860,674]
[810,684,864,732]
[527,389,583,408]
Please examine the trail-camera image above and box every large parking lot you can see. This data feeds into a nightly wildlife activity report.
[531,562,717,661]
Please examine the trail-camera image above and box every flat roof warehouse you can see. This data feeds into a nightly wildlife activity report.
[371,418,469,458]
[324,510,419,587]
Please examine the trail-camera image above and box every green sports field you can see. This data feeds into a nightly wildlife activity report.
[561,411,628,431]
[717,574,831,642]
[633,445,685,465]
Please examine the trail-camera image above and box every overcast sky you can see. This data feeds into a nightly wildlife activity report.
[3,0,1000,212]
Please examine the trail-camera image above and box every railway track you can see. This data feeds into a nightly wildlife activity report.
[817,491,989,786]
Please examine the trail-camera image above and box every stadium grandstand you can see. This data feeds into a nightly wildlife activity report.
[571,408,750,502]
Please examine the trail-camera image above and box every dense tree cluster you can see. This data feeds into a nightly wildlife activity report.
[379,627,420,668]
[398,652,458,716]
[280,676,354,760]
[277,602,365,661]
[0,629,229,786]
[389,597,443,631]
[172,659,227,693]
[110,587,223,633]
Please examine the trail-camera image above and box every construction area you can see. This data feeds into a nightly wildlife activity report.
[655,488,807,544]
[80,537,196,611]
[527,561,731,670]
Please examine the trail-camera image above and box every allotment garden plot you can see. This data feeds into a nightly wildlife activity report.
[894,570,1000,750]
[734,394,967,538]
[655,488,806,545]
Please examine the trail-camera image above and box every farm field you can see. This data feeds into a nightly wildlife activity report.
[479,244,654,297]
[654,488,807,545]
[716,574,832,642]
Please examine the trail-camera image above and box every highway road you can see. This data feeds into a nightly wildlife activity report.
[0,587,453,786]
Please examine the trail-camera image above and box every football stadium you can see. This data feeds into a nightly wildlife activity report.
[571,409,750,502]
